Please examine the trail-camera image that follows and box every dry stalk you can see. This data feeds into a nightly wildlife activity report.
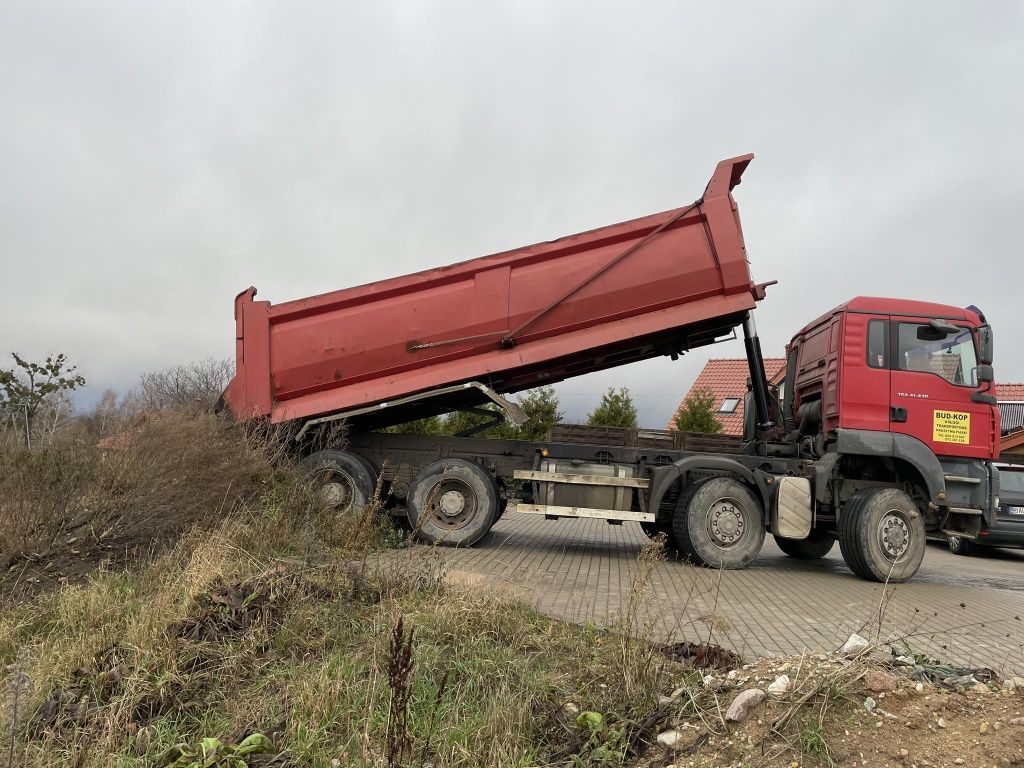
[4,647,32,768]
[385,615,415,768]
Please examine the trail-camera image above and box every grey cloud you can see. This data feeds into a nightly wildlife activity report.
[2,0,1021,425]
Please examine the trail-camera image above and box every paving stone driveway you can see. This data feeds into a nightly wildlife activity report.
[438,513,1024,675]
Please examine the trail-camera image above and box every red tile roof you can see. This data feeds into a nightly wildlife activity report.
[668,358,787,436]
[997,383,1024,402]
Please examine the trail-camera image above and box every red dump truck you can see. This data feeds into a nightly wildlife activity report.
[221,154,1000,582]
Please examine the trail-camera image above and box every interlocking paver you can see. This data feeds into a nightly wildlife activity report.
[440,513,1024,675]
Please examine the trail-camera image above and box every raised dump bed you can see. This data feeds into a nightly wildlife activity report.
[222,154,765,430]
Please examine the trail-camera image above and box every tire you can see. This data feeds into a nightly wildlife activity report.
[671,477,766,569]
[838,488,926,582]
[301,450,376,515]
[774,530,835,560]
[408,459,498,546]
[948,535,974,556]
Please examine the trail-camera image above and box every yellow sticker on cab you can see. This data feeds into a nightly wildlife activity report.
[933,410,971,444]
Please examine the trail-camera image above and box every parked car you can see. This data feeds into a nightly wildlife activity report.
[948,465,1024,555]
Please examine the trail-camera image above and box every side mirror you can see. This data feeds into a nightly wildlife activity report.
[977,324,993,365]
[927,318,960,336]
[976,363,994,383]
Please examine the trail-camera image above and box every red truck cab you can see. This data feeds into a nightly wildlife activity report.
[784,296,999,537]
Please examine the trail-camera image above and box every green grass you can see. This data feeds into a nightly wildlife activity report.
[798,720,834,767]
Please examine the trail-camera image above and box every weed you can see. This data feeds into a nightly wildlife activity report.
[797,720,834,767]
[157,733,273,768]
[573,710,627,766]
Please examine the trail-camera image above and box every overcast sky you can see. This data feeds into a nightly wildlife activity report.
[2,1,1022,427]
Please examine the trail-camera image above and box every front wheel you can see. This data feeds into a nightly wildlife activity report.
[672,478,765,569]
[948,535,974,556]
[774,530,835,560]
[838,488,926,582]
[407,459,498,546]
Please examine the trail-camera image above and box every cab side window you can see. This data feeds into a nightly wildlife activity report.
[867,320,887,369]
[896,322,978,387]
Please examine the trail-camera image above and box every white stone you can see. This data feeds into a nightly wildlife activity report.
[841,633,870,657]
[863,696,877,713]
[702,675,726,691]
[657,730,684,748]
[767,675,792,696]
[725,689,767,722]
[915,682,924,693]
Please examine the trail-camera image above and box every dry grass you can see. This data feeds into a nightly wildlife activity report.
[0,408,327,601]
[0,408,686,768]
[0,521,683,767]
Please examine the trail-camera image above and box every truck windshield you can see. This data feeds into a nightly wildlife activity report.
[897,323,979,387]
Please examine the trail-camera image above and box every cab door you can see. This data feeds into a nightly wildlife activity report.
[888,317,995,459]
[838,313,891,433]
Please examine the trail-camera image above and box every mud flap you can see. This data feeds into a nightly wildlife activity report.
[772,476,813,539]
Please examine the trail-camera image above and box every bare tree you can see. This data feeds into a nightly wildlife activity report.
[131,358,234,412]
[81,388,128,438]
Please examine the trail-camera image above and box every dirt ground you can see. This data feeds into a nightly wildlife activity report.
[644,654,1024,768]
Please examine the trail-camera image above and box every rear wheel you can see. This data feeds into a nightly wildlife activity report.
[408,459,498,546]
[948,535,974,556]
[774,530,835,560]
[672,477,765,569]
[301,450,376,515]
[838,488,926,582]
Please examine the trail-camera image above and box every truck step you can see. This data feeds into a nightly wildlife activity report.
[510,503,654,523]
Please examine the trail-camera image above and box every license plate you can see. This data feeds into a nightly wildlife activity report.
[1007,506,1024,517]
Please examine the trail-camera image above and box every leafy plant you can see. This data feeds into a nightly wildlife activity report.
[573,710,627,765]
[0,352,85,448]
[158,733,273,768]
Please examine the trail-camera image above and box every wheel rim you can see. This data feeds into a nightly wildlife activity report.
[949,536,961,552]
[426,479,478,530]
[877,509,912,562]
[315,469,357,513]
[705,497,747,549]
